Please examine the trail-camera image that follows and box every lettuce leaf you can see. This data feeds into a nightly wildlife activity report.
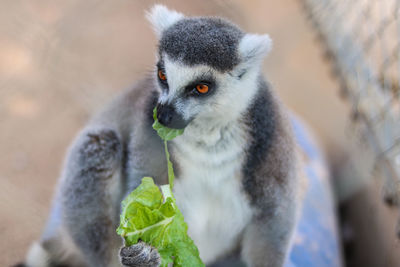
[117,178,203,267]
[117,108,204,267]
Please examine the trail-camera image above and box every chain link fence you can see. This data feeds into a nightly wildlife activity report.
[301,0,400,209]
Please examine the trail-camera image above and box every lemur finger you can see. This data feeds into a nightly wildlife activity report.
[120,241,161,267]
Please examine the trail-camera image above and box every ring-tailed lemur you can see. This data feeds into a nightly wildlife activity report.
[19,5,301,267]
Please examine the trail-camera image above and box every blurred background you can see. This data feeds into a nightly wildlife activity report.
[1,0,399,266]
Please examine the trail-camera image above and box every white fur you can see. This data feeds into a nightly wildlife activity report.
[146,5,184,37]
[160,54,261,124]
[172,121,253,263]
[26,242,50,267]
[238,34,272,67]
[27,227,89,267]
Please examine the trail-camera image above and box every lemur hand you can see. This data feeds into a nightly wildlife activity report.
[120,241,161,267]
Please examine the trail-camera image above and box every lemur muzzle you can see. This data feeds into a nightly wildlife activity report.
[156,103,188,129]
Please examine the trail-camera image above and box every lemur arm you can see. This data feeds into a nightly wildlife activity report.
[240,90,300,267]
[56,85,149,267]
[59,126,162,267]
[60,79,166,267]
[241,192,298,267]
[26,78,163,267]
[60,127,124,267]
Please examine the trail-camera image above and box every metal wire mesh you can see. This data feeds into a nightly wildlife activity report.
[301,0,400,205]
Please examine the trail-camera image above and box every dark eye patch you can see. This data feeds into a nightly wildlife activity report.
[156,61,169,91]
[183,75,216,98]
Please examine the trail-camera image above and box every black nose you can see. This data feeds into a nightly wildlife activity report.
[156,103,189,129]
[156,104,174,126]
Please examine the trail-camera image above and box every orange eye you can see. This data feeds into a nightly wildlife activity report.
[158,70,167,81]
[196,84,209,94]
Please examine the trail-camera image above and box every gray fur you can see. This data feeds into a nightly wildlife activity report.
[242,79,278,207]
[22,5,299,267]
[119,242,160,267]
[60,129,122,267]
[159,17,243,72]
[25,128,123,267]
[241,80,297,266]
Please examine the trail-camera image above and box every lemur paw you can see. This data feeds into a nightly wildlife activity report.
[120,241,161,267]
[78,129,121,176]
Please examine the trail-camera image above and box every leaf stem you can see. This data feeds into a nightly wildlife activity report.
[164,140,175,190]
[161,184,173,201]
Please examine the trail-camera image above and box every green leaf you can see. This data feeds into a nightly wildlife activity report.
[117,178,204,267]
[117,107,203,266]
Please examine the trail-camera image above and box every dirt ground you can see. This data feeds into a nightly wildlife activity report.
[0,0,351,265]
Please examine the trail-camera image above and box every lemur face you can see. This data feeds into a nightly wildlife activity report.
[148,5,272,129]
[155,56,221,129]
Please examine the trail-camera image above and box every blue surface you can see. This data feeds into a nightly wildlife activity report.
[286,117,342,267]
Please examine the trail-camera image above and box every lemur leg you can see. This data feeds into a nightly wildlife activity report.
[241,210,296,267]
[60,128,123,267]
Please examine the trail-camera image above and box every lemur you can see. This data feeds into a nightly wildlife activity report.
[20,5,300,267]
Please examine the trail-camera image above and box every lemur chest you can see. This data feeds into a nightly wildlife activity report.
[171,127,253,263]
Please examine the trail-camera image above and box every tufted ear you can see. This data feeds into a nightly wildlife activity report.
[238,33,272,67]
[146,5,185,38]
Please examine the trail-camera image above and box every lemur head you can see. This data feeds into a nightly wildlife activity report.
[147,5,272,129]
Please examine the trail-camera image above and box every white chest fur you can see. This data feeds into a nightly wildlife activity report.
[172,121,253,263]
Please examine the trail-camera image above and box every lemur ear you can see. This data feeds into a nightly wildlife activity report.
[146,5,185,38]
[238,34,272,67]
